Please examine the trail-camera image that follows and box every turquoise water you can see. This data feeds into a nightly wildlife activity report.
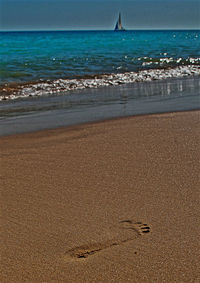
[1,30,200,84]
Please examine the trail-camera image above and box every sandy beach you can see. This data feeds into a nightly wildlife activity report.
[0,110,200,282]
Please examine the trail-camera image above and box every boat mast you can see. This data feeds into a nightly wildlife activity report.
[118,13,122,30]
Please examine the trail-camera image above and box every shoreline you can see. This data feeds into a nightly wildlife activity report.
[1,65,199,101]
[1,75,200,137]
[1,108,200,138]
[1,110,200,282]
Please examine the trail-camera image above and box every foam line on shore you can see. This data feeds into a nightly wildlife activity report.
[0,65,200,101]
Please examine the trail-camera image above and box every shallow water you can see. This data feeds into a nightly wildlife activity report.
[0,76,199,136]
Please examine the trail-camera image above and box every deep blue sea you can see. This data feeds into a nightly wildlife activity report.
[1,30,200,84]
[0,30,199,135]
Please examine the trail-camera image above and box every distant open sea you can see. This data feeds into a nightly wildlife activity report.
[1,30,199,79]
[0,30,200,135]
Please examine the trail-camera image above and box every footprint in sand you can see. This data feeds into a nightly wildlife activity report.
[119,220,150,235]
[65,220,151,260]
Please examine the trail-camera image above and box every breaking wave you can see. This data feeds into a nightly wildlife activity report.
[0,65,200,101]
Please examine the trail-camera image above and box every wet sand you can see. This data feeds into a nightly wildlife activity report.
[0,110,200,282]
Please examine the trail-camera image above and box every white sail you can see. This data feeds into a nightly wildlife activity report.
[115,13,125,31]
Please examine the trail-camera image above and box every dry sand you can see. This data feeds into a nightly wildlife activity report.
[0,110,200,282]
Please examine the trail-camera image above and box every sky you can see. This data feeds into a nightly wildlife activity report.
[0,0,199,31]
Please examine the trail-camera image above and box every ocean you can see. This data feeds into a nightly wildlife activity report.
[0,30,200,134]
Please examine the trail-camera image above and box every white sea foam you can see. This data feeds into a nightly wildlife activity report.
[1,65,200,101]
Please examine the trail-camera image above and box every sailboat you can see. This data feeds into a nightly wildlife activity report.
[114,13,126,31]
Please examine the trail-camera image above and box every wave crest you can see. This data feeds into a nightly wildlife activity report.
[0,65,200,101]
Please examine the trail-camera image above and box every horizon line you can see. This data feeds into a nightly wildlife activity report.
[1,28,200,33]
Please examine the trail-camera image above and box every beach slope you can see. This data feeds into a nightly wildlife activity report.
[0,111,200,282]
